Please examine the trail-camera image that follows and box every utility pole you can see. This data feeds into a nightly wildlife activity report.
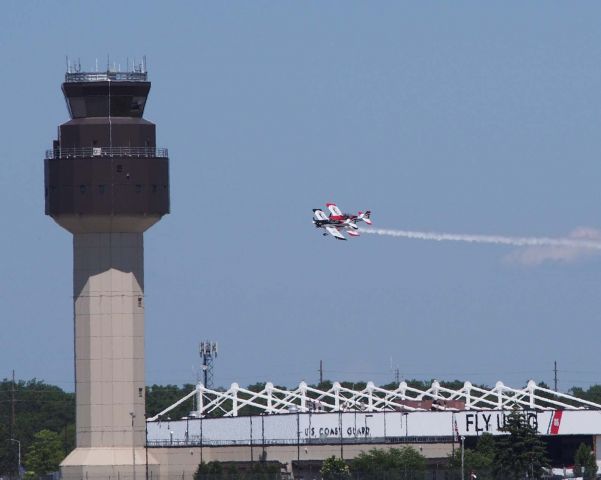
[554,361,558,392]
[319,360,323,385]
[395,368,400,384]
[10,371,20,478]
[11,370,15,439]
[9,438,20,479]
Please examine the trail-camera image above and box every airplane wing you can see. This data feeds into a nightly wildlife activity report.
[313,209,329,221]
[326,203,344,217]
[325,226,347,240]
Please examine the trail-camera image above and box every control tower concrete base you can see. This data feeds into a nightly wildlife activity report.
[61,448,159,480]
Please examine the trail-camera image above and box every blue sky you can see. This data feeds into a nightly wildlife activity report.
[1,1,600,392]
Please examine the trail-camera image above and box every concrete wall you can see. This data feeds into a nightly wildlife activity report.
[149,442,454,480]
[61,233,148,480]
[72,233,146,448]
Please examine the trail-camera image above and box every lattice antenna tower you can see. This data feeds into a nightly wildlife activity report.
[200,341,218,388]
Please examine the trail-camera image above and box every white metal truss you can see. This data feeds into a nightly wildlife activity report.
[147,380,601,421]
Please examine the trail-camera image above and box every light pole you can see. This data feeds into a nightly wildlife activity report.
[145,415,149,480]
[9,438,20,479]
[364,414,373,442]
[130,412,136,480]
[460,436,465,480]
[338,410,343,459]
[200,414,204,464]
[261,413,265,460]
[250,415,254,463]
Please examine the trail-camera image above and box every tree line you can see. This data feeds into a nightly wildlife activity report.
[1,378,601,477]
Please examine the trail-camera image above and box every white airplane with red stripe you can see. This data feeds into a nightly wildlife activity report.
[312,203,372,240]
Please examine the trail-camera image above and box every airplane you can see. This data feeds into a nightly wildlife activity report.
[312,203,372,240]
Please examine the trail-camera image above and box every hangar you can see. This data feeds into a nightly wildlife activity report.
[145,380,601,477]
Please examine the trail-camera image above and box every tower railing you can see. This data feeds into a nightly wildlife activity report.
[45,146,168,159]
[65,71,148,82]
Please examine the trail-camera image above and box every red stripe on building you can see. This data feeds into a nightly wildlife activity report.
[550,410,563,435]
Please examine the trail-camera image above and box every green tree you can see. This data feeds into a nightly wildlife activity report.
[492,410,549,479]
[320,456,350,480]
[247,461,282,480]
[574,443,598,479]
[0,379,74,477]
[352,447,426,479]
[146,383,196,419]
[23,429,64,476]
[0,426,19,477]
[194,461,224,480]
[570,385,601,405]
[448,434,495,479]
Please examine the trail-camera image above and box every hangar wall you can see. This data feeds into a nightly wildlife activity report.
[148,409,601,446]
[150,442,454,480]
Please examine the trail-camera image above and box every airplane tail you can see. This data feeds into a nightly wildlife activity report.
[357,210,372,225]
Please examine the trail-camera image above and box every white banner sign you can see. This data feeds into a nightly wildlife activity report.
[148,409,601,445]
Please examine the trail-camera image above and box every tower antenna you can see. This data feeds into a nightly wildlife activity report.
[200,341,218,388]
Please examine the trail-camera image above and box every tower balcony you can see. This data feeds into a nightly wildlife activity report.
[44,146,170,229]
[46,146,168,159]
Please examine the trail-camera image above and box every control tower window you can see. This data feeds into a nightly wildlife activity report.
[109,95,146,117]
[63,82,149,118]
[110,95,131,116]
[67,96,109,117]
[131,97,146,113]
[68,97,86,118]
[69,95,150,117]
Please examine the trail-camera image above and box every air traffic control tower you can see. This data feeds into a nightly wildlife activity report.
[44,64,169,478]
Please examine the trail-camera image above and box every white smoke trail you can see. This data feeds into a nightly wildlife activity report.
[359,228,601,250]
